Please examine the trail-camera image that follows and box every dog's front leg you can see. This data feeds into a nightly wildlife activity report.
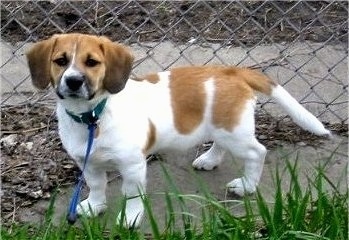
[77,168,107,217]
[117,157,147,228]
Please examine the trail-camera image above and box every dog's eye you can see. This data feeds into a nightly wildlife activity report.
[85,58,99,67]
[53,57,68,67]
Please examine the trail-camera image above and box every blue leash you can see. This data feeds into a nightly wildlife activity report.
[67,123,96,224]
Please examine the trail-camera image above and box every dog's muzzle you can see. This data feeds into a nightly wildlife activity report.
[57,69,94,99]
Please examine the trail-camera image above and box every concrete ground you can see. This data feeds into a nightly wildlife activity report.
[18,134,347,231]
[1,40,347,231]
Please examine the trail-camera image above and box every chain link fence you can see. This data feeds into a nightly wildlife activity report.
[1,0,348,124]
[1,0,348,224]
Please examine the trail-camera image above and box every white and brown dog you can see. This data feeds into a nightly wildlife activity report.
[26,33,330,227]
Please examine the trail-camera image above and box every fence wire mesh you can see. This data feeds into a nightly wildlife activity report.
[1,0,348,124]
[1,0,348,225]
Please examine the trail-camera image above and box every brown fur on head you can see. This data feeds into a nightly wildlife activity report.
[26,33,134,96]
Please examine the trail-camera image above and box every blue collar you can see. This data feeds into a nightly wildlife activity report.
[65,98,108,125]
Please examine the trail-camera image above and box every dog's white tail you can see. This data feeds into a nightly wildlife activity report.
[270,85,330,136]
[238,68,330,136]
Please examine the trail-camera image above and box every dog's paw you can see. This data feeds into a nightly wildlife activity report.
[192,155,219,171]
[226,178,256,197]
[77,199,107,217]
[117,198,144,228]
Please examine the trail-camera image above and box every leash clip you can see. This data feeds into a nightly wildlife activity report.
[88,110,100,125]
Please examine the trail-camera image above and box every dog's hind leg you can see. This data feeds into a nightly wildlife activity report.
[192,142,226,170]
[214,99,267,197]
[224,138,266,196]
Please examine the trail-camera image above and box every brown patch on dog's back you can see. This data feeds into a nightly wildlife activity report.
[169,67,207,134]
[167,66,275,133]
[143,119,156,153]
[134,73,160,84]
[236,68,276,95]
[212,73,254,131]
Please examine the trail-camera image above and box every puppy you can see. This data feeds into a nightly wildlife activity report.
[26,33,330,227]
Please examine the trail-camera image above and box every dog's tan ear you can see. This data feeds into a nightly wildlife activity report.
[100,39,134,94]
[26,37,56,90]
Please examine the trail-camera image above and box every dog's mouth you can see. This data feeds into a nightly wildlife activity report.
[56,85,96,100]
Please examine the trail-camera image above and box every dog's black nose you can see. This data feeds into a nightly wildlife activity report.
[66,76,84,91]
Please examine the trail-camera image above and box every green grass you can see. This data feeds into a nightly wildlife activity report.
[2,155,348,240]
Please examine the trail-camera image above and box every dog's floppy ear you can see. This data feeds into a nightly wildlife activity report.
[26,36,57,89]
[100,38,134,94]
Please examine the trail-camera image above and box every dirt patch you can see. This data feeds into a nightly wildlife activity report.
[1,104,346,225]
[1,105,76,224]
[1,1,347,45]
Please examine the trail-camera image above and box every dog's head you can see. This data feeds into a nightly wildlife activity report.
[26,33,134,100]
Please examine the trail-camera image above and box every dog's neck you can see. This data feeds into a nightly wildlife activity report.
[57,92,110,115]
[66,98,108,125]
